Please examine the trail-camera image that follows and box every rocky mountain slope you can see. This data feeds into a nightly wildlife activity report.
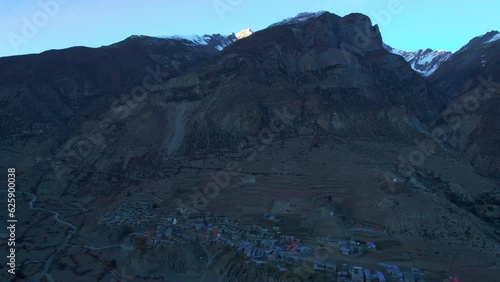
[429,30,500,183]
[0,35,219,174]
[0,12,498,282]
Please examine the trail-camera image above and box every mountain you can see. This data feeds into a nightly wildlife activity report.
[430,30,500,105]
[454,30,500,54]
[429,30,500,183]
[0,34,219,177]
[383,43,452,76]
[384,31,499,78]
[160,28,256,51]
[0,12,498,282]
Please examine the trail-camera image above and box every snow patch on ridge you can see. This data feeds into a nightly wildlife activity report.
[484,32,500,45]
[161,34,237,51]
[268,11,328,27]
[384,44,453,76]
[163,34,211,45]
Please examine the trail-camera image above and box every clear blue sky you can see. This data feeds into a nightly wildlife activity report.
[1,0,499,57]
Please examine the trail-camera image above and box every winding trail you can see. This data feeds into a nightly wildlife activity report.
[21,192,77,282]
[12,192,124,281]
[68,243,126,251]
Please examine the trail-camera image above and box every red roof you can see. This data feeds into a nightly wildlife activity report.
[450,277,464,282]
[207,230,219,235]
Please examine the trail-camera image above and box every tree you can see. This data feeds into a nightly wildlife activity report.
[135,237,146,251]
[58,262,68,270]
[15,270,27,279]
[119,224,133,240]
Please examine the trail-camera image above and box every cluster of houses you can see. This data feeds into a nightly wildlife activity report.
[371,263,425,282]
[236,234,314,268]
[98,202,430,281]
[98,201,242,247]
[338,240,364,256]
[97,200,164,227]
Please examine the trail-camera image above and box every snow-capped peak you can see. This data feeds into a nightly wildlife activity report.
[161,34,237,51]
[268,11,328,27]
[384,44,453,76]
[160,28,255,51]
[456,30,500,53]
[235,28,253,40]
[164,34,211,45]
[484,31,500,46]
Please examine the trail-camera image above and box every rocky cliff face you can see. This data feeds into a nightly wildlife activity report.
[168,12,440,147]
[0,35,216,169]
[429,31,500,181]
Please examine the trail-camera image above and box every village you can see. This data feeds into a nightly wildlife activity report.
[97,199,431,282]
